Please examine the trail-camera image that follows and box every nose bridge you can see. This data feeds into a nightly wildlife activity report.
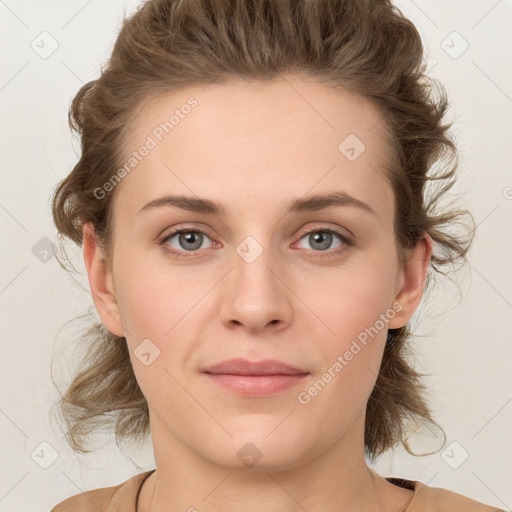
[218,230,293,331]
[232,231,280,299]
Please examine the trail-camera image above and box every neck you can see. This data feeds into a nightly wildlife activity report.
[138,411,412,512]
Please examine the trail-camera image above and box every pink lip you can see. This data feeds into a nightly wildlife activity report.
[203,358,309,397]
[203,358,307,375]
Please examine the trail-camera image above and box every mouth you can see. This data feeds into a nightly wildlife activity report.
[203,357,308,375]
[202,358,309,397]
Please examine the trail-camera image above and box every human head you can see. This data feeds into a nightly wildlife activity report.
[51,0,473,463]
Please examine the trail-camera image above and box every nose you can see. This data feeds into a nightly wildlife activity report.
[218,238,294,335]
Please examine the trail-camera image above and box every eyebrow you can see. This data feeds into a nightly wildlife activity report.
[137,191,377,217]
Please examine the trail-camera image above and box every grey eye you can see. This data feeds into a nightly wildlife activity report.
[166,230,211,251]
[297,230,343,251]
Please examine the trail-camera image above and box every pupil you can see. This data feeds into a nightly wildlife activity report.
[311,231,331,250]
[181,231,201,250]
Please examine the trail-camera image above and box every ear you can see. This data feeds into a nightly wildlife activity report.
[82,223,125,337]
[388,233,433,329]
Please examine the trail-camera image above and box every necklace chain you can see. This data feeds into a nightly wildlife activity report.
[138,470,157,512]
[139,470,415,512]
[149,471,157,512]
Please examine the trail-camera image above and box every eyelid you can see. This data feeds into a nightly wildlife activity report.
[291,225,352,255]
[158,222,353,258]
[295,223,352,243]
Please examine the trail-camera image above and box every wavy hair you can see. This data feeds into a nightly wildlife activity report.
[50,0,474,462]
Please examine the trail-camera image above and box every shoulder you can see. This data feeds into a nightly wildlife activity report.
[49,470,154,512]
[50,484,121,512]
[411,481,506,512]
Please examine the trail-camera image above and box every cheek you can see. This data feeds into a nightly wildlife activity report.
[300,249,397,394]
[305,252,398,346]
[112,243,198,336]
[295,270,394,431]
[114,236,398,350]
[111,246,210,396]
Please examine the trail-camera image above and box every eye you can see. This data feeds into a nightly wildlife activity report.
[159,228,215,258]
[159,225,352,259]
[295,227,351,254]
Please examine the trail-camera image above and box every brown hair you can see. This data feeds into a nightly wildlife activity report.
[50,0,474,462]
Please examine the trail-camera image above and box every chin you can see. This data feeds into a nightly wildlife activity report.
[193,421,315,472]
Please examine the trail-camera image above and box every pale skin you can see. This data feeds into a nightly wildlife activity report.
[83,75,433,512]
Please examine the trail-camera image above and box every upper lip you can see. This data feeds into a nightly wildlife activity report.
[203,358,308,376]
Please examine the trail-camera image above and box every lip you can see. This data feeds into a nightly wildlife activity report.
[203,358,307,375]
[202,358,309,397]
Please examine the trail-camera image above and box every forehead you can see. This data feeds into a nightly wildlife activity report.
[114,76,395,220]
[127,75,390,152]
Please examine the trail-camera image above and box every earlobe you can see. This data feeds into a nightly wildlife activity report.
[82,223,125,337]
[388,233,433,330]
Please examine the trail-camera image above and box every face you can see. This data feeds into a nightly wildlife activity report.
[84,75,430,471]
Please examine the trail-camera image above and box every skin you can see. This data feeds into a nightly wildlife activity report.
[83,75,432,512]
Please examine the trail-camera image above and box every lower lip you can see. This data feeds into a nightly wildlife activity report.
[204,373,309,397]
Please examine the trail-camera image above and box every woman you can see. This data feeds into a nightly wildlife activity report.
[49,0,505,510]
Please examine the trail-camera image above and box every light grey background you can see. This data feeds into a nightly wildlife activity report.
[0,0,511,510]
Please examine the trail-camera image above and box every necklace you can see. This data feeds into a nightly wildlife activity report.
[401,487,417,511]
[136,469,417,512]
[136,470,157,512]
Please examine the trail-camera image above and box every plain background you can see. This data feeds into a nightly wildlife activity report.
[0,0,511,510]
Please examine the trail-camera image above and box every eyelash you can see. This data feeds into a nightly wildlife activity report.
[158,225,352,260]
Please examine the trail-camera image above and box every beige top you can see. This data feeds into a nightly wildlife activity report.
[50,469,506,512]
